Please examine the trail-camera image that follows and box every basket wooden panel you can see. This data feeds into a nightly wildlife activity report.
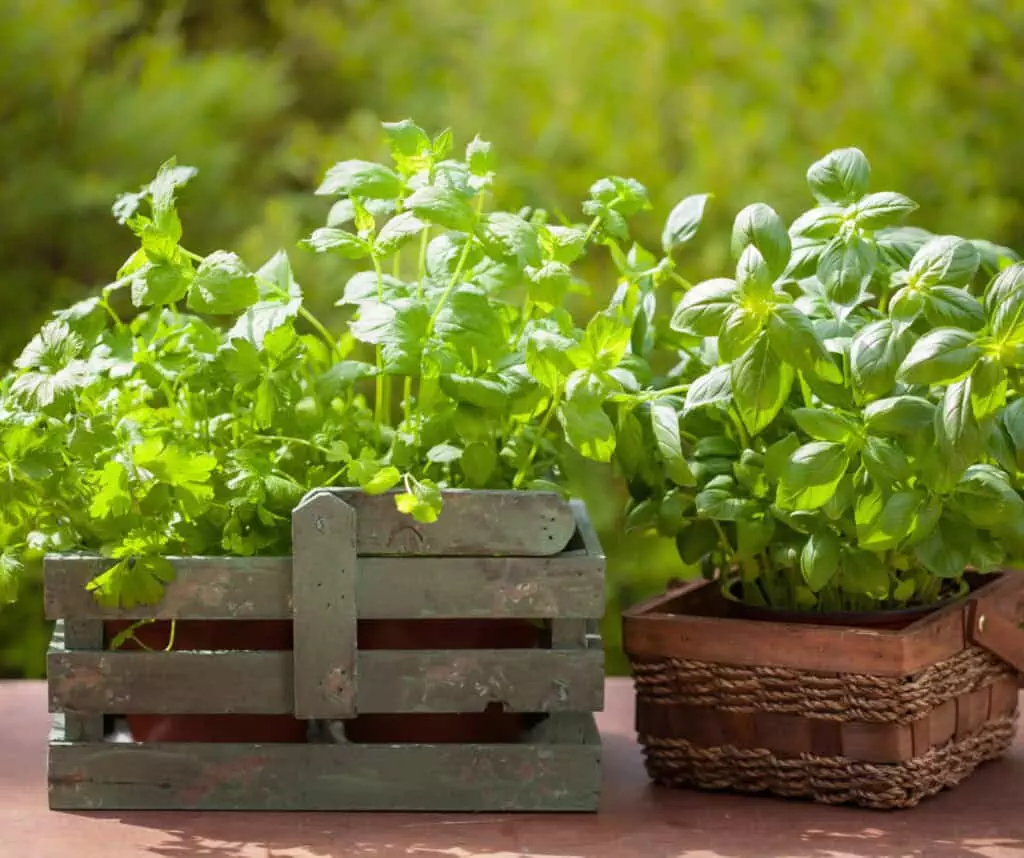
[623,574,1024,809]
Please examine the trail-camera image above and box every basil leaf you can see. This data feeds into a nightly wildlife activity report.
[985,262,1024,320]
[776,441,850,511]
[852,192,918,230]
[683,365,732,413]
[789,206,844,240]
[670,278,737,336]
[676,519,720,565]
[800,530,841,592]
[791,408,858,443]
[737,515,775,559]
[651,403,696,487]
[817,235,876,304]
[736,245,775,302]
[897,328,981,386]
[840,549,889,598]
[718,306,762,361]
[850,319,912,398]
[766,304,842,383]
[731,335,794,435]
[909,235,980,290]
[922,286,985,331]
[863,396,935,436]
[858,490,922,551]
[662,193,710,252]
[731,203,791,279]
[806,148,870,204]
[695,488,754,521]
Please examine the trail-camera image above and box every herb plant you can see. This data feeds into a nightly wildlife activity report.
[625,147,1024,612]
[0,120,706,611]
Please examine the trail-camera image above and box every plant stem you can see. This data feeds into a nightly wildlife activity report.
[100,296,126,331]
[370,254,391,426]
[638,383,690,401]
[710,519,736,561]
[250,434,334,457]
[298,306,339,356]
[728,407,751,449]
[425,196,485,334]
[513,396,560,488]
[583,215,603,245]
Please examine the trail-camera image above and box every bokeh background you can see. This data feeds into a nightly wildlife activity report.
[3,0,1024,676]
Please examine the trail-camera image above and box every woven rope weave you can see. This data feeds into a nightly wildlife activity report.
[632,645,1016,723]
[641,713,1018,810]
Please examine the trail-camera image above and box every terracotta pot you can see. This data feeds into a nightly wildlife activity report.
[105,619,308,743]
[107,617,542,744]
[721,578,971,630]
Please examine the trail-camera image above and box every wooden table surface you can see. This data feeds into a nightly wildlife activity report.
[2,679,1022,857]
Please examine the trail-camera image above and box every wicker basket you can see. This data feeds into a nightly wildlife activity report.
[623,574,1024,809]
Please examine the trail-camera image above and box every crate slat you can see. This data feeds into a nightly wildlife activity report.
[51,621,104,741]
[44,553,603,621]
[47,715,601,812]
[291,492,358,719]
[48,647,604,715]
[305,489,577,556]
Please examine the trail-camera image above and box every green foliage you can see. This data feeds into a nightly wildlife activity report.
[628,148,1023,612]
[0,122,695,615]
[4,0,1024,671]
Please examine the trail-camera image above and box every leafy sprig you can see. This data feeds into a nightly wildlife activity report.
[0,121,708,610]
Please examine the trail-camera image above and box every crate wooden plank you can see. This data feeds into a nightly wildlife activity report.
[955,687,992,740]
[44,554,603,621]
[48,648,604,715]
[310,488,577,556]
[990,677,1021,717]
[51,621,104,741]
[291,492,358,719]
[47,724,601,812]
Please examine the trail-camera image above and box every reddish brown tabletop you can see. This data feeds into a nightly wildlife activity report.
[2,679,1022,857]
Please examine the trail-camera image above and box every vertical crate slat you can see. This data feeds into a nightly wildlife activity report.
[46,490,606,812]
[291,491,358,719]
[52,620,104,741]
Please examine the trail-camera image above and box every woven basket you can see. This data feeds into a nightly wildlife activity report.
[623,574,1024,809]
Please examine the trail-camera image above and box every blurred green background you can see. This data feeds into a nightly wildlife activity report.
[3,0,1024,677]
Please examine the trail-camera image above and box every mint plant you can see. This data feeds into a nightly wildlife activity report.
[0,120,705,611]
[625,147,1024,612]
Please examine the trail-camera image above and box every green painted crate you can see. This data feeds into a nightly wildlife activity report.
[44,489,605,812]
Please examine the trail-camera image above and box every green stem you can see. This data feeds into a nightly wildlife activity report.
[728,407,751,449]
[371,254,391,426]
[425,195,485,335]
[638,383,690,401]
[298,306,339,356]
[416,227,430,301]
[513,396,560,489]
[583,215,603,245]
[710,519,736,561]
[251,434,334,457]
[100,296,126,331]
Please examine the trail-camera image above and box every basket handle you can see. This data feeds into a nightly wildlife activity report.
[966,599,1024,681]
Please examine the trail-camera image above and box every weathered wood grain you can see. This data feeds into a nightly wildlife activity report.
[44,554,604,621]
[48,719,602,811]
[48,648,605,715]
[307,488,577,556]
[50,621,104,741]
[291,492,358,719]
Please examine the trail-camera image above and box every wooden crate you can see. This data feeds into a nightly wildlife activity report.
[45,489,605,812]
[623,574,1024,809]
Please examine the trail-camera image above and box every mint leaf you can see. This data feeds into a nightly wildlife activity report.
[317,160,403,199]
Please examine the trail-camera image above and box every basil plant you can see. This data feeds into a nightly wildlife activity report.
[627,148,1024,612]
